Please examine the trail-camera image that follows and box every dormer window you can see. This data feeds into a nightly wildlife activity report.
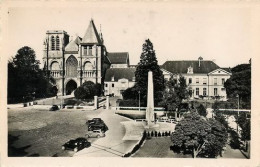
[187,66,193,74]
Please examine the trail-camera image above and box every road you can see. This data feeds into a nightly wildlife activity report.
[74,106,138,157]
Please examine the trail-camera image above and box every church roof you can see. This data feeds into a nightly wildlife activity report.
[107,52,129,64]
[81,19,102,45]
[105,68,136,82]
[65,36,82,52]
[161,60,220,74]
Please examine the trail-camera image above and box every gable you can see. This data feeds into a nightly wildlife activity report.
[208,68,232,75]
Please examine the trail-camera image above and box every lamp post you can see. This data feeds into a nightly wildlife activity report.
[43,37,49,78]
[236,94,239,133]
[138,90,140,111]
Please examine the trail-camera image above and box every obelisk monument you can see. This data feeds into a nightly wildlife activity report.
[146,71,155,126]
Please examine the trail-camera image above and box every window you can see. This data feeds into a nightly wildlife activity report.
[214,78,217,85]
[203,88,207,96]
[83,47,87,55]
[221,88,226,91]
[214,88,218,96]
[51,36,55,50]
[222,78,225,85]
[56,36,60,50]
[203,78,207,85]
[196,88,199,96]
[196,78,199,84]
[112,83,114,87]
[89,46,92,55]
[105,83,108,87]
[189,78,192,84]
[187,66,193,74]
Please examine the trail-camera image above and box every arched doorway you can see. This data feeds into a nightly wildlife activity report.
[66,55,78,77]
[66,80,77,95]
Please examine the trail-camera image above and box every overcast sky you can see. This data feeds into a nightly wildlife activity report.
[7,2,253,68]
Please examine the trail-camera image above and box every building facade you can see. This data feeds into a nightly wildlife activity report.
[160,57,232,100]
[43,20,112,95]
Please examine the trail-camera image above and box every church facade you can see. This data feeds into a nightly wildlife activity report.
[43,20,111,95]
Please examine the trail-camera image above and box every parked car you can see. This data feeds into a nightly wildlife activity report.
[86,129,106,138]
[87,118,104,125]
[88,123,108,132]
[49,105,59,111]
[166,119,176,123]
[62,137,91,152]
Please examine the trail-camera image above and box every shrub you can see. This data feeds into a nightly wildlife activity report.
[74,81,101,100]
[122,86,138,100]
[197,104,207,117]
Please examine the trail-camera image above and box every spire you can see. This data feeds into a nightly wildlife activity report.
[81,19,102,45]
[99,24,104,44]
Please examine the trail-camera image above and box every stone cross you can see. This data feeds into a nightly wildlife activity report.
[146,71,155,126]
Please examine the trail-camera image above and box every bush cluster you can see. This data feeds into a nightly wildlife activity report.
[146,131,171,138]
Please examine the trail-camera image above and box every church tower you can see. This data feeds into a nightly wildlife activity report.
[44,20,110,96]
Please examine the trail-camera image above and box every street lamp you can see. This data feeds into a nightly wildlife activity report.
[43,37,49,78]
[138,90,140,111]
[236,94,239,133]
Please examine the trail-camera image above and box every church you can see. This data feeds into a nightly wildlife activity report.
[43,19,129,95]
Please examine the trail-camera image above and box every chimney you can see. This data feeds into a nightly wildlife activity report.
[198,56,203,67]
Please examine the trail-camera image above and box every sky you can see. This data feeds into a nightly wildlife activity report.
[7,2,253,68]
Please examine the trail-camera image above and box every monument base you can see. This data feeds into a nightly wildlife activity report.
[144,122,160,130]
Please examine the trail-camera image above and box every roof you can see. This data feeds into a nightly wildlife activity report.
[81,19,102,45]
[161,60,220,74]
[104,68,136,82]
[65,36,82,52]
[220,67,232,73]
[107,52,129,64]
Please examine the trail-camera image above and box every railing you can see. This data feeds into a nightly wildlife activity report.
[50,70,61,78]
[82,70,96,77]
[216,109,251,112]
[115,106,165,111]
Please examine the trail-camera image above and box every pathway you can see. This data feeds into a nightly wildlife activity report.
[74,108,138,157]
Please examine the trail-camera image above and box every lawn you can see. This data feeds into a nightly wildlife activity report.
[133,137,192,158]
[8,106,101,157]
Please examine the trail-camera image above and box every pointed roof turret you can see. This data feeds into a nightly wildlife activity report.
[81,19,102,45]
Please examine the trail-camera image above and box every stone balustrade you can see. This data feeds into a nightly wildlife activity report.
[82,70,96,77]
[50,70,62,78]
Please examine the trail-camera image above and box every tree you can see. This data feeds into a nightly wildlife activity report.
[122,86,138,100]
[74,81,101,100]
[224,63,251,108]
[214,112,229,129]
[161,76,189,114]
[197,104,207,117]
[8,46,55,103]
[161,76,180,114]
[135,39,165,106]
[171,111,228,158]
[237,112,251,141]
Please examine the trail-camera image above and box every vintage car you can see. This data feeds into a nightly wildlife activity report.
[49,105,59,111]
[85,129,106,138]
[62,137,91,152]
[87,118,104,125]
[88,123,108,132]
